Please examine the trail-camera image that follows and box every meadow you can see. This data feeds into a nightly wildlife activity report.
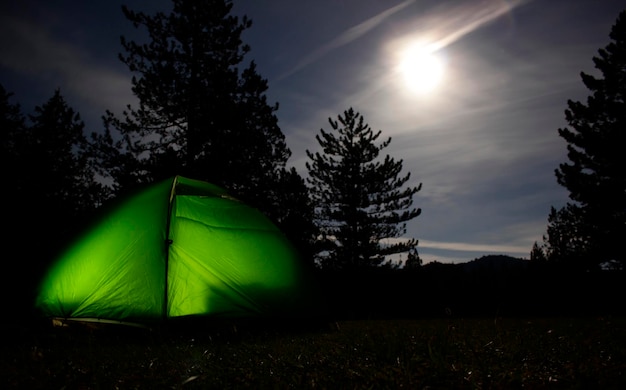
[3,316,626,389]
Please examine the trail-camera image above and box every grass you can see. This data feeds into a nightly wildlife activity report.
[2,316,626,389]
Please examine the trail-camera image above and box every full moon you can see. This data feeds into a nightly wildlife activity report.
[399,45,444,94]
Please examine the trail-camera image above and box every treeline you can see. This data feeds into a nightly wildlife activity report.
[317,255,626,319]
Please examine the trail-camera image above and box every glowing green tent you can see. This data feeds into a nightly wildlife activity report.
[36,176,315,322]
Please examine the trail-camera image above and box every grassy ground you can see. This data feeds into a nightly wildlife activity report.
[2,317,626,389]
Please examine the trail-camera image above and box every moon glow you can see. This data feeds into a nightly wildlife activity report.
[399,45,444,94]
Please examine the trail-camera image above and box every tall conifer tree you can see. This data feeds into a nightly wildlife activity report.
[2,87,105,310]
[96,0,297,224]
[26,90,104,233]
[550,10,626,269]
[306,108,422,270]
[0,84,26,185]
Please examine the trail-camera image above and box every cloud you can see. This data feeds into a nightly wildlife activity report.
[0,14,134,125]
[419,239,527,256]
[275,0,417,81]
[421,0,529,52]
[383,230,533,257]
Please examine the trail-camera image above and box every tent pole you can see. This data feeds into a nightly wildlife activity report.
[163,176,178,321]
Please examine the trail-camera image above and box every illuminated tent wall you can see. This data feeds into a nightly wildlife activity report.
[36,176,315,322]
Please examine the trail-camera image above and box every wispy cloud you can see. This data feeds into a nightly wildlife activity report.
[0,15,134,123]
[422,0,529,52]
[419,239,528,256]
[275,0,417,81]
[382,232,532,257]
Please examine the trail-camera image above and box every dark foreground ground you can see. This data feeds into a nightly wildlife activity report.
[2,316,626,389]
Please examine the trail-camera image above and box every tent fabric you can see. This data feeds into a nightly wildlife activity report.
[36,176,315,321]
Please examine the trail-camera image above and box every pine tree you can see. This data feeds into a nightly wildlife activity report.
[306,108,422,270]
[543,206,588,266]
[0,85,28,311]
[2,90,104,283]
[1,87,106,311]
[95,0,296,224]
[529,241,547,263]
[404,248,423,269]
[0,84,26,182]
[551,10,626,269]
[271,167,318,264]
[1,85,27,263]
[25,90,104,229]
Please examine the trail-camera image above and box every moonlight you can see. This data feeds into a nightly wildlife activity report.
[399,44,444,94]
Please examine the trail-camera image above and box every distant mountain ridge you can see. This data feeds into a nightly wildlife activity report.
[461,254,529,273]
[422,254,529,271]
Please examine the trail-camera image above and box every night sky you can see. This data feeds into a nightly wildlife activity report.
[1,0,623,263]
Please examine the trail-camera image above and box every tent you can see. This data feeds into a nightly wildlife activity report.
[36,176,316,323]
